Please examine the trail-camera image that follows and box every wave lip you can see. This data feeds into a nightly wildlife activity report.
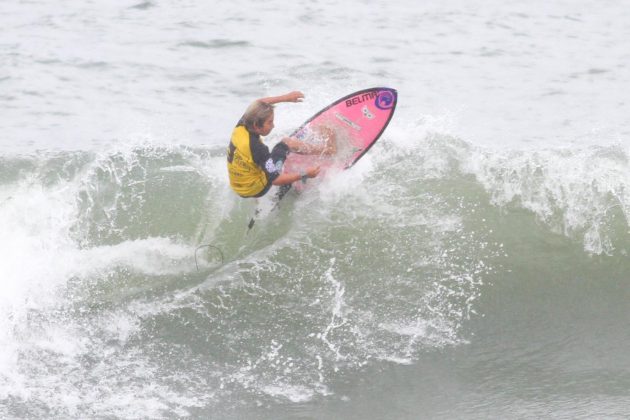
[462,143,630,255]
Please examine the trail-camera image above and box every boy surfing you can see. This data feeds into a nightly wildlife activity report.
[227,91,335,198]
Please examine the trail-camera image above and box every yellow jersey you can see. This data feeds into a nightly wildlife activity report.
[227,124,274,197]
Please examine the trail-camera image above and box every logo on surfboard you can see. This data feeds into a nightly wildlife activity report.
[335,112,362,131]
[362,106,375,119]
[375,91,395,110]
[345,91,378,107]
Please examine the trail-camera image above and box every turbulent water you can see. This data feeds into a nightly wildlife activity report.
[2,1,630,419]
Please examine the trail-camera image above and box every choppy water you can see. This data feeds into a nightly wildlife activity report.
[2,1,629,419]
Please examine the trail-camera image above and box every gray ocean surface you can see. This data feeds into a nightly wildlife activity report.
[1,1,630,419]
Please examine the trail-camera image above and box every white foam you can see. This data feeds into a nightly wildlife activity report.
[319,259,349,362]
[0,179,79,393]
[259,383,315,403]
[76,237,195,276]
[0,167,207,416]
[158,165,198,173]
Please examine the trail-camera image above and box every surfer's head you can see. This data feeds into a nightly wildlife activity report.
[243,100,275,136]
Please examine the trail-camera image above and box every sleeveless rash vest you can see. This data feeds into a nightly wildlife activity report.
[227,124,273,197]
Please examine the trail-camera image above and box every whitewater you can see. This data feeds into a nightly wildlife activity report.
[2,1,629,418]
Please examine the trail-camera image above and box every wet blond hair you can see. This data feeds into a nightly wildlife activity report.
[241,100,274,132]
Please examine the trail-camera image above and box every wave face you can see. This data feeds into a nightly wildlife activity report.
[1,130,628,417]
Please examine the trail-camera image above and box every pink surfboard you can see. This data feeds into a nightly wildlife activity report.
[282,87,397,189]
[247,88,397,230]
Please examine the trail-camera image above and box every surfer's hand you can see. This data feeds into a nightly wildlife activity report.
[306,166,320,178]
[284,91,304,102]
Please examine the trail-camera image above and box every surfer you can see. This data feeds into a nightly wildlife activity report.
[227,91,335,198]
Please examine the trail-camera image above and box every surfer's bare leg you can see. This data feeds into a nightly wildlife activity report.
[317,126,336,156]
[283,127,336,156]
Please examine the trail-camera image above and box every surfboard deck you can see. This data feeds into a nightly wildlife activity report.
[282,87,397,192]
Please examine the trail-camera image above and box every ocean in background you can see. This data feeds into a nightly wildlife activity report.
[1,1,629,418]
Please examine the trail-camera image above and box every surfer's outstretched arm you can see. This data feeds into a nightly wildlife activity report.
[259,91,304,105]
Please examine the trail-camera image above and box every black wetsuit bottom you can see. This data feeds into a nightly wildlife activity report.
[251,142,290,198]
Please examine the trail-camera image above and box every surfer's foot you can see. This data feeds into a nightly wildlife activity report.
[322,140,336,156]
[319,127,337,156]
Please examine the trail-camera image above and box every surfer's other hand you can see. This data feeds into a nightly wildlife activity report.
[306,166,320,178]
[284,91,304,102]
